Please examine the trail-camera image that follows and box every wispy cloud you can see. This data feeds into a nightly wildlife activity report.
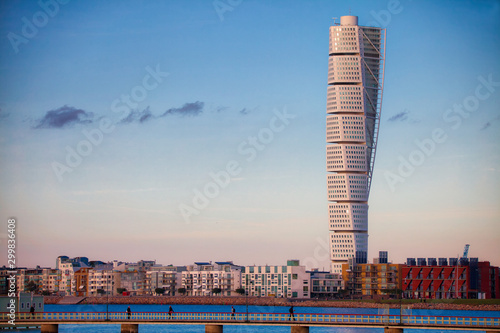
[388,110,409,122]
[34,105,94,129]
[0,108,9,120]
[72,187,166,195]
[481,122,491,130]
[216,106,229,113]
[480,115,500,130]
[119,107,153,124]
[118,102,205,124]
[161,101,204,117]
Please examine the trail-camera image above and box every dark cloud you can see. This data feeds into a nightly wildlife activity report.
[118,102,204,124]
[119,107,153,124]
[161,101,204,117]
[481,122,491,130]
[480,115,500,130]
[388,110,409,122]
[34,105,94,129]
[239,108,249,115]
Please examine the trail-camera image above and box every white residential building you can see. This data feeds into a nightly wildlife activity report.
[146,265,185,295]
[15,268,59,294]
[88,268,115,296]
[242,260,310,299]
[327,15,386,273]
[182,262,242,296]
[309,269,343,299]
[56,256,90,295]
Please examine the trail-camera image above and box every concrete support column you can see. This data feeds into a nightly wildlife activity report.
[121,323,139,333]
[291,326,309,333]
[205,324,223,333]
[384,327,403,333]
[41,324,58,333]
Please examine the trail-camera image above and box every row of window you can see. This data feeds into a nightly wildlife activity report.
[330,224,366,229]
[328,174,367,180]
[327,147,365,153]
[329,203,367,209]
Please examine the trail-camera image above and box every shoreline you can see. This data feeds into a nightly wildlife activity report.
[44,296,500,311]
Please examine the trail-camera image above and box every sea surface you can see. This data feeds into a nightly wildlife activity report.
[15,304,500,333]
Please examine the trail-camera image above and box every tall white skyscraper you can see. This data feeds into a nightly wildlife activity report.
[327,16,386,274]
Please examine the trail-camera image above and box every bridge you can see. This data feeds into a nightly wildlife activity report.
[1,311,499,333]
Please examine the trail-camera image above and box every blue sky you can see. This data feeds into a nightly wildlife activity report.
[1,0,499,269]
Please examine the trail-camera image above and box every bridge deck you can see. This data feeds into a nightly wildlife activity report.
[1,312,499,331]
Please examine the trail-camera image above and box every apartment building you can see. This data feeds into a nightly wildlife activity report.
[182,262,242,296]
[242,260,310,299]
[342,262,402,298]
[309,269,343,299]
[146,265,185,295]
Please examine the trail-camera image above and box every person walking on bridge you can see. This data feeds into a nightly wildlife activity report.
[168,306,174,319]
[231,306,236,320]
[289,306,295,321]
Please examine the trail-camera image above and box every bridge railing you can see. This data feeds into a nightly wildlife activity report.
[1,312,499,327]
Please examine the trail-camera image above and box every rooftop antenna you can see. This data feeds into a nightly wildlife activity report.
[332,17,339,25]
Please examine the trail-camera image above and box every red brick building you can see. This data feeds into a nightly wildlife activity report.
[402,259,499,299]
[477,261,500,299]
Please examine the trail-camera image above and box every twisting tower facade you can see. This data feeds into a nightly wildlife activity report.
[327,16,386,274]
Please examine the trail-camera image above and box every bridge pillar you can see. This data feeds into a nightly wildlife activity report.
[205,324,223,333]
[291,326,309,333]
[121,324,139,333]
[384,328,403,333]
[41,324,58,333]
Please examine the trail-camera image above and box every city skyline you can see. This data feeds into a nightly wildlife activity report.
[0,0,499,269]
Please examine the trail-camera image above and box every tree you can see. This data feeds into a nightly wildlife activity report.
[155,288,166,295]
[26,280,39,293]
[41,290,52,296]
[212,288,222,296]
[381,288,403,299]
[97,289,106,296]
[235,288,245,295]
[177,288,186,295]
[338,288,349,299]
[117,288,127,295]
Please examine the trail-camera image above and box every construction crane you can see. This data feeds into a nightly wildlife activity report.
[461,244,470,260]
[455,244,470,299]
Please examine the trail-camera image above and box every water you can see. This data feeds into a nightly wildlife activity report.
[16,304,500,333]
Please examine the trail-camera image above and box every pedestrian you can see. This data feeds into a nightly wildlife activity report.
[231,306,236,320]
[30,305,35,319]
[127,306,131,319]
[168,305,174,319]
[288,305,295,321]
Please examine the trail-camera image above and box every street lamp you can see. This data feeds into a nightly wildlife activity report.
[245,279,254,322]
[105,271,109,321]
